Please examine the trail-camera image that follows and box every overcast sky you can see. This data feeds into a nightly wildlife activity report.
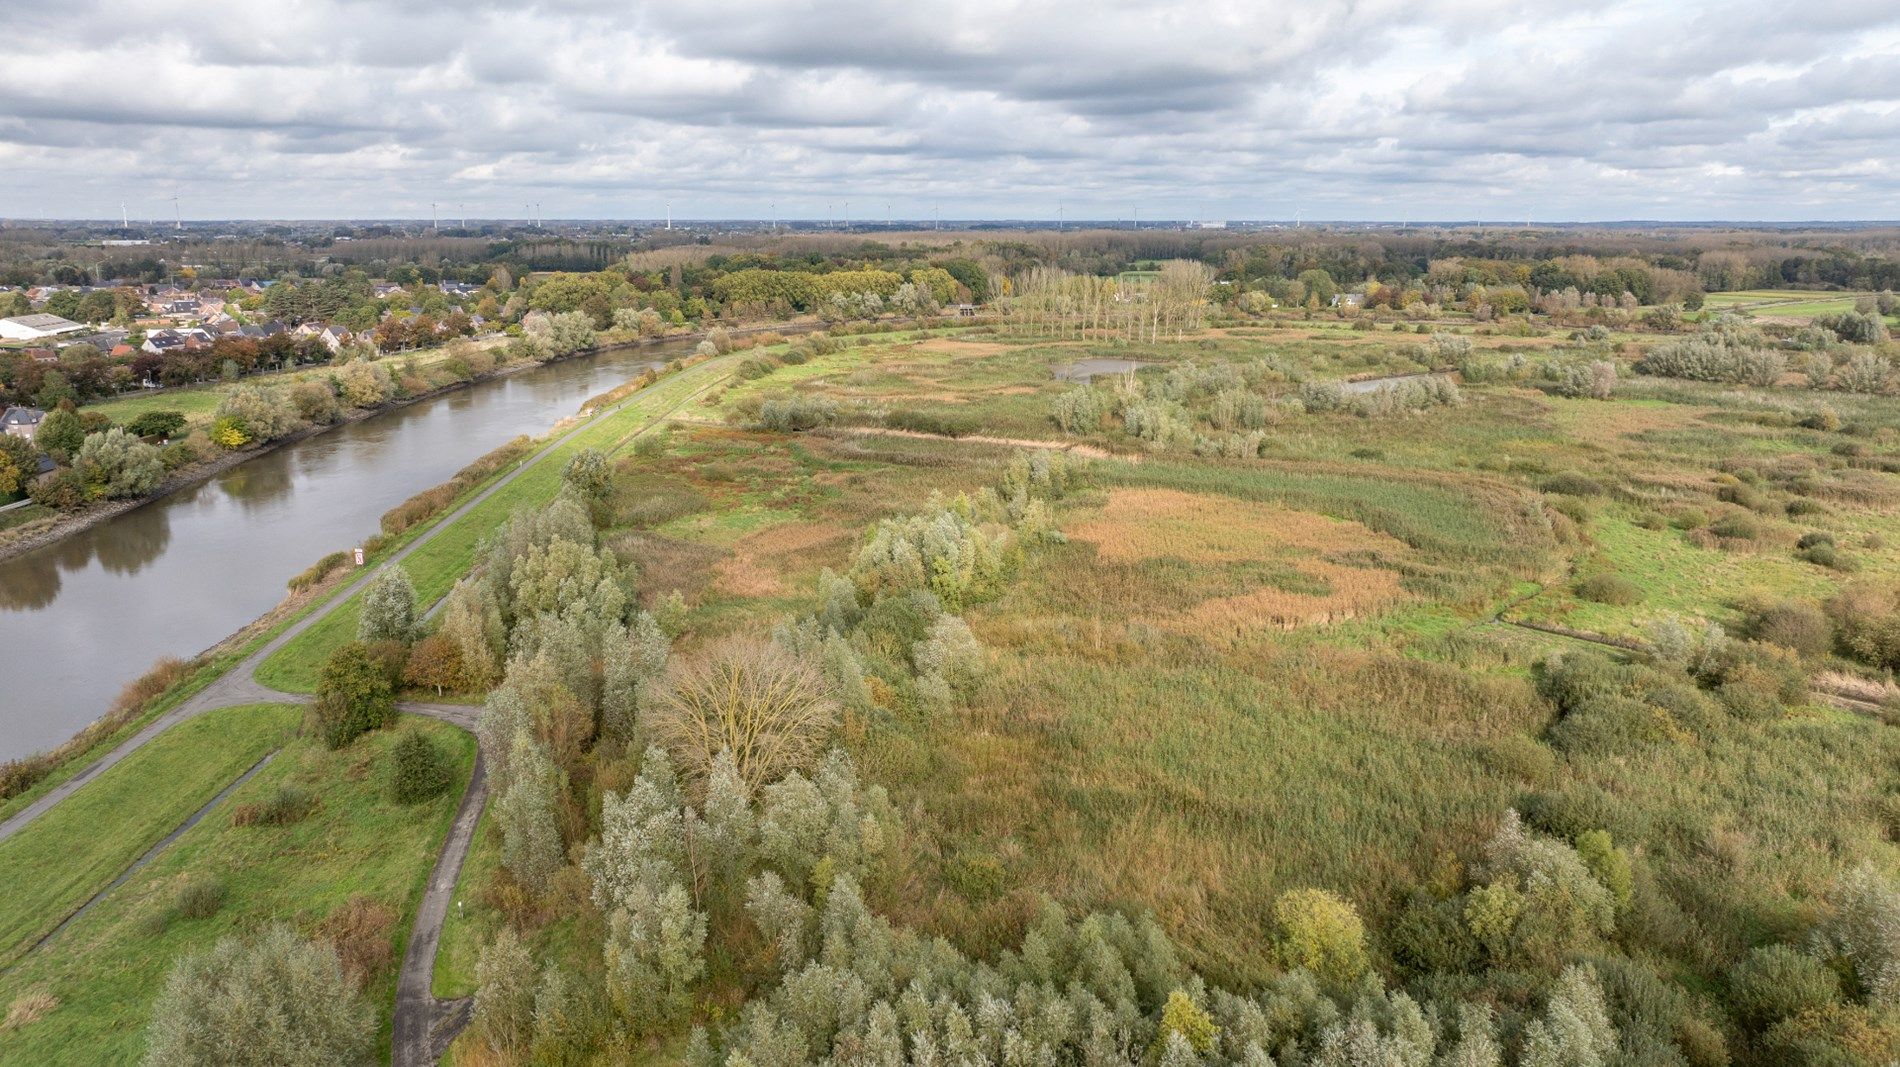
[4,0,1898,222]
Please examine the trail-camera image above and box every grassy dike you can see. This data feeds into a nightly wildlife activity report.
[0,705,300,965]
[0,721,476,1064]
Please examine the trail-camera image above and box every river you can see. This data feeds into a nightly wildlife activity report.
[0,340,692,762]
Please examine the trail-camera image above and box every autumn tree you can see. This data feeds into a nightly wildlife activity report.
[0,434,39,497]
[74,428,164,500]
[402,633,465,696]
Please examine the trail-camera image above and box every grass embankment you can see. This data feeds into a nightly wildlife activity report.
[0,704,297,963]
[0,719,476,1064]
[256,351,739,693]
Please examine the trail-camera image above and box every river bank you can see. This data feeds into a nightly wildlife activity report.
[0,319,812,566]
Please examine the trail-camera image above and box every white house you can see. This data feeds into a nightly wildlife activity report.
[0,314,85,341]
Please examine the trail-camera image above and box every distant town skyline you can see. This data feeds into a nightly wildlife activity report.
[4,0,1898,222]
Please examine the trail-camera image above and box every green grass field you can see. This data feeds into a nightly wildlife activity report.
[0,718,474,1064]
[0,705,298,965]
[1700,288,1894,322]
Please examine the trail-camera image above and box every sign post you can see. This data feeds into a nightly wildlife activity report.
[353,546,365,567]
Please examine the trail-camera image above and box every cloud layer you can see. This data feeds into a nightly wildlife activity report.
[3,0,1897,220]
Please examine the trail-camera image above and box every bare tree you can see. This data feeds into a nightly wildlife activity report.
[648,637,837,790]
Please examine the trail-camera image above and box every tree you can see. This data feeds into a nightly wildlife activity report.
[0,434,38,497]
[313,641,394,748]
[562,448,613,526]
[216,385,297,442]
[143,925,373,1067]
[604,884,706,1034]
[34,407,85,460]
[386,729,453,803]
[74,427,164,500]
[126,410,187,439]
[471,927,536,1059]
[496,731,563,892]
[336,360,394,407]
[1518,964,1617,1067]
[1152,990,1220,1057]
[1272,887,1370,986]
[356,564,416,643]
[438,577,503,690]
[402,633,465,696]
[649,637,839,790]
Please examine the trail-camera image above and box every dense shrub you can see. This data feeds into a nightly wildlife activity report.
[755,394,838,432]
[387,730,453,804]
[312,641,395,748]
[144,926,373,1066]
[1729,944,1840,1031]
[173,875,227,921]
[288,551,351,593]
[1543,472,1604,496]
[232,783,315,827]
[1576,573,1643,605]
[1708,514,1759,539]
[1748,599,1834,655]
[884,407,976,437]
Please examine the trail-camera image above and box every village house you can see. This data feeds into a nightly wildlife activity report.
[1,406,44,439]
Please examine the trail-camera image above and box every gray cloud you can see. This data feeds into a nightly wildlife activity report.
[1,0,1896,220]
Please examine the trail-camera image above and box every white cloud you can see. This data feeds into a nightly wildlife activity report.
[1,0,1896,220]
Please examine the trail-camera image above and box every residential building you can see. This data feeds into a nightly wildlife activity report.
[1,406,44,439]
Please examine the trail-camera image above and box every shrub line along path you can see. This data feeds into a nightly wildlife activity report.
[0,354,738,1066]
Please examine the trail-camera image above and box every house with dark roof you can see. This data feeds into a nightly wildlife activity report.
[64,330,129,353]
[1,406,44,439]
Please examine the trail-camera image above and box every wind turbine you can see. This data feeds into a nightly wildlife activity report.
[121,202,129,228]
[171,195,181,231]
[431,202,438,231]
